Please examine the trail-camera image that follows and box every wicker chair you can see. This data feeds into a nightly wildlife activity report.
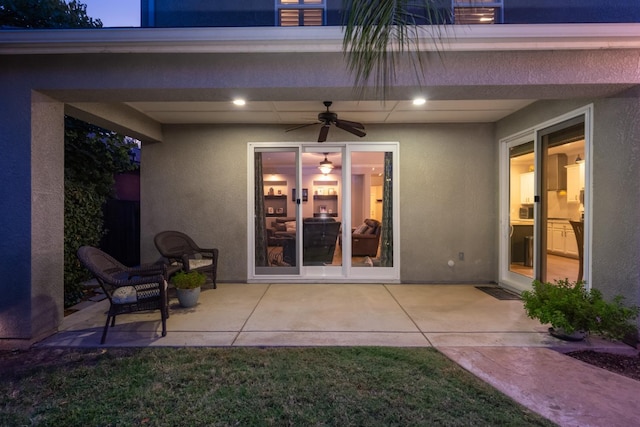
[154,231,219,288]
[77,246,168,344]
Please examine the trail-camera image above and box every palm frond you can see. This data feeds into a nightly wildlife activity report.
[342,0,449,99]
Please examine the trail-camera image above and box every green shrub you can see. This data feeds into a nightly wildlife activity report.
[521,279,639,340]
[171,271,207,289]
[63,117,138,307]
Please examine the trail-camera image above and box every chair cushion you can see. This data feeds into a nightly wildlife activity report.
[189,258,213,269]
[112,282,163,304]
[112,286,137,304]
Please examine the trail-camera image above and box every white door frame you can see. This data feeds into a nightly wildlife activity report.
[247,141,400,283]
[499,105,593,292]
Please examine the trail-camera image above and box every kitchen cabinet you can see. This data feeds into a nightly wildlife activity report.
[566,163,585,203]
[547,221,578,258]
[520,172,534,204]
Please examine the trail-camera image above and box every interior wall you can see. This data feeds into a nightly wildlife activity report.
[141,122,498,283]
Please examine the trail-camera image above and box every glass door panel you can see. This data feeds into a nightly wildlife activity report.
[508,140,535,280]
[348,151,388,268]
[254,148,299,275]
[301,150,343,268]
[540,120,585,283]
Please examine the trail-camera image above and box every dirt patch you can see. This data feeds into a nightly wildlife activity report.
[566,350,640,381]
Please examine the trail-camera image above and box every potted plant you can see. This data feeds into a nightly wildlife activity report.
[171,270,206,308]
[521,279,639,341]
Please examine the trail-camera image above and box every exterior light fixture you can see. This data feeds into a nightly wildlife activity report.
[232,99,246,106]
[575,155,584,163]
[412,97,426,106]
[318,153,334,175]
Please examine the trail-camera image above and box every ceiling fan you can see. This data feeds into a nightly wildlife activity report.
[287,101,366,142]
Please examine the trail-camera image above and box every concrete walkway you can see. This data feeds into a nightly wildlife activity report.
[37,283,640,426]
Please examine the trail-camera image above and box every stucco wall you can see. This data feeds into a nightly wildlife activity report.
[141,122,497,283]
[496,90,640,305]
[590,89,640,304]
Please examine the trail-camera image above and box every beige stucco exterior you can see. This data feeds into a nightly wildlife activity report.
[1,25,639,343]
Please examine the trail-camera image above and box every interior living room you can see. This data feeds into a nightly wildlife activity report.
[261,151,386,269]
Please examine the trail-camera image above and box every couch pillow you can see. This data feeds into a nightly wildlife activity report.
[285,221,296,232]
[354,223,370,234]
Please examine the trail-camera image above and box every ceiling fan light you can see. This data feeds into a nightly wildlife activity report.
[318,154,334,175]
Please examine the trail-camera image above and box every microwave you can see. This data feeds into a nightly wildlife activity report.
[519,206,534,219]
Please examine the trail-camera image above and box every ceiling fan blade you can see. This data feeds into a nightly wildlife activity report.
[285,122,318,133]
[335,120,366,138]
[318,124,330,142]
[335,118,365,130]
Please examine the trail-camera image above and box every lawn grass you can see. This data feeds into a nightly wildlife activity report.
[0,347,555,426]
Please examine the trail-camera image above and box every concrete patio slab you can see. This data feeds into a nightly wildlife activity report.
[242,284,419,332]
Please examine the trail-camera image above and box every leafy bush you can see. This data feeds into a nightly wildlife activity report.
[521,279,639,340]
[63,117,138,307]
[171,271,207,289]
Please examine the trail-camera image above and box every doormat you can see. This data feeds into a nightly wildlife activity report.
[475,286,521,300]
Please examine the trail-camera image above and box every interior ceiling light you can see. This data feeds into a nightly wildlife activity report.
[232,99,246,106]
[412,97,426,106]
[318,153,334,175]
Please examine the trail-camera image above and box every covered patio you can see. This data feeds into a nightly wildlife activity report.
[38,283,628,351]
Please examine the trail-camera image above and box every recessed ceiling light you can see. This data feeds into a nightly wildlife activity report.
[232,99,246,106]
[413,98,426,106]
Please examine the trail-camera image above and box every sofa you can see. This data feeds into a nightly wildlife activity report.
[267,217,296,246]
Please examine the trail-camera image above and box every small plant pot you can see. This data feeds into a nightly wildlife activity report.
[176,287,201,308]
[549,327,587,342]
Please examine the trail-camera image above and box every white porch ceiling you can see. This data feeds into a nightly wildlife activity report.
[125,99,536,124]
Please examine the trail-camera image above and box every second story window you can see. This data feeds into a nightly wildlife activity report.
[453,1,503,24]
[277,0,325,26]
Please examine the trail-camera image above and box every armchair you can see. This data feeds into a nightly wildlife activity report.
[77,246,168,344]
[154,231,219,288]
[351,219,382,257]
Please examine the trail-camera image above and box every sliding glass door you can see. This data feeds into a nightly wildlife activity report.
[499,108,590,292]
[248,142,399,282]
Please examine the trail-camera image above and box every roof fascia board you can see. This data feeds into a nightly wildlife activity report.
[1,23,640,55]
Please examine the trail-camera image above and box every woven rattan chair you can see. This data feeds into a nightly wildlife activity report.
[77,246,169,344]
[154,231,219,288]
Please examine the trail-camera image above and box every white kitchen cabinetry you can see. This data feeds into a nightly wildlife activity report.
[547,221,578,258]
[520,172,534,204]
[566,163,585,203]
